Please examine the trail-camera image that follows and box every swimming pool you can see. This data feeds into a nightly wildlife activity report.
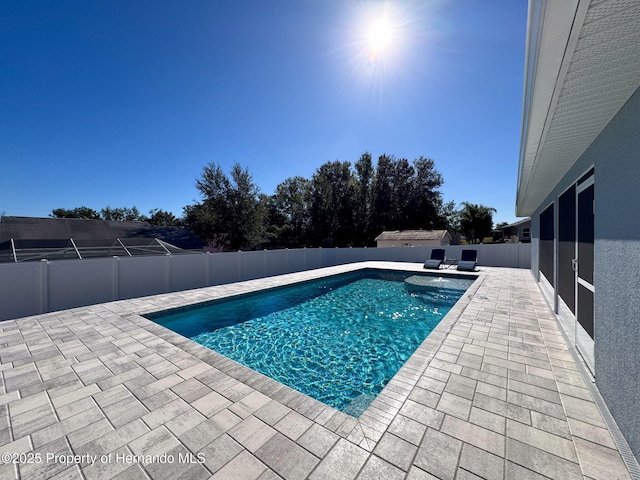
[146,269,475,416]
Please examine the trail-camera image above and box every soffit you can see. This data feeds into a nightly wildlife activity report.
[516,0,640,216]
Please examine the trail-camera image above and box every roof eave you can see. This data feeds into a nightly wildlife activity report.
[517,0,640,217]
[516,0,584,216]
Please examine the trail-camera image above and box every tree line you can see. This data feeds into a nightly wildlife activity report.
[184,153,496,250]
[50,206,180,226]
[49,152,497,249]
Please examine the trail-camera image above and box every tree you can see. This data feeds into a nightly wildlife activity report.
[459,202,496,244]
[390,158,415,229]
[494,221,509,242]
[183,202,218,244]
[50,207,100,219]
[437,200,460,232]
[354,153,375,245]
[185,162,266,250]
[308,161,356,247]
[181,152,452,249]
[371,155,446,234]
[147,209,180,226]
[185,164,230,247]
[409,157,444,229]
[371,154,396,234]
[270,176,311,247]
[50,205,176,223]
[100,206,143,222]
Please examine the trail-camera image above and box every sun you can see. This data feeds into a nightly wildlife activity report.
[367,17,393,53]
[346,2,415,79]
[359,7,404,66]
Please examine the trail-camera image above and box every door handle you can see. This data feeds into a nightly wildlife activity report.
[571,258,578,272]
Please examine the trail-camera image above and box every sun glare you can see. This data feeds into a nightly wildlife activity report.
[343,1,422,86]
[355,4,405,68]
[367,17,393,53]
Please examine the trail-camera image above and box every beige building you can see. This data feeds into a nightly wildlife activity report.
[374,230,452,248]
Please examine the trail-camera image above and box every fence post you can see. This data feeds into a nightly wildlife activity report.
[40,259,49,314]
[205,252,211,286]
[112,257,119,300]
[165,254,172,293]
[264,249,268,277]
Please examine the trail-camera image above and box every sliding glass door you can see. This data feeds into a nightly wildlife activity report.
[558,186,576,314]
[575,175,594,366]
[544,170,594,372]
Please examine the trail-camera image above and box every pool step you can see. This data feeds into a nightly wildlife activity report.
[343,393,376,418]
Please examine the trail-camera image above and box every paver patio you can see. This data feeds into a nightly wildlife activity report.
[0,262,636,479]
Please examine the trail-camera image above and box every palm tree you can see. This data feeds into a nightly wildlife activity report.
[459,202,496,244]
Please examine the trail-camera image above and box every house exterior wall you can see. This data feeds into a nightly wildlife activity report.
[530,214,540,281]
[529,86,640,459]
[502,220,532,243]
[592,87,640,460]
[518,223,531,242]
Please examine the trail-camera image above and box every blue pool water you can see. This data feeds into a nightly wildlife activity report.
[147,270,474,416]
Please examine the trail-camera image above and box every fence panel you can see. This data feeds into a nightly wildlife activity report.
[0,243,531,321]
[118,256,170,300]
[210,252,241,285]
[321,248,338,267]
[519,243,531,268]
[265,249,290,276]
[360,247,387,261]
[390,246,427,263]
[239,251,268,281]
[285,249,307,272]
[0,262,44,320]
[480,244,515,267]
[335,248,367,264]
[170,254,208,292]
[48,258,115,312]
[304,249,323,270]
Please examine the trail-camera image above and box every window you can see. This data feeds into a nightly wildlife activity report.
[522,227,530,239]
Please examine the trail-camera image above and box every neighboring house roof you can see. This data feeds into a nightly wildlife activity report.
[500,218,531,230]
[0,216,204,250]
[517,0,640,215]
[374,230,451,242]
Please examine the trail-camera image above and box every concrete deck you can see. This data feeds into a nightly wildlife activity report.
[0,262,636,479]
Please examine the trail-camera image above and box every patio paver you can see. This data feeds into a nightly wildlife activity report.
[0,262,637,479]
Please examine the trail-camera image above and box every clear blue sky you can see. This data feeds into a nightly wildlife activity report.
[1,0,528,226]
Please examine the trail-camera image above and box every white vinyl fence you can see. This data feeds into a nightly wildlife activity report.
[0,244,530,321]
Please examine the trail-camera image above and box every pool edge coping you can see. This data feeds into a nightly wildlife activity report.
[122,261,483,451]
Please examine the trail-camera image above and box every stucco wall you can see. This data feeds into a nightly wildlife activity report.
[529,86,640,459]
[590,87,640,460]
[530,216,540,280]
